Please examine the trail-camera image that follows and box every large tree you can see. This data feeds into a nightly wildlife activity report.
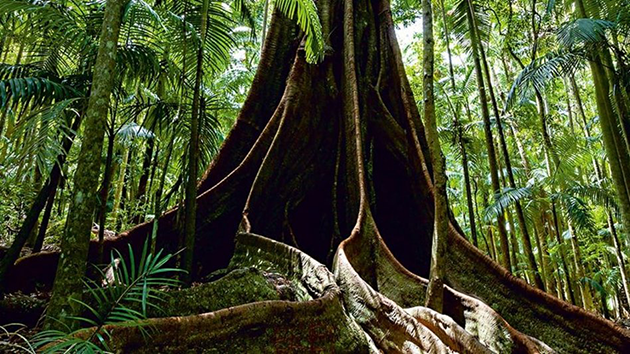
[5,0,630,352]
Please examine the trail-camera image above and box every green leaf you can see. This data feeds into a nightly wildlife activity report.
[274,0,325,63]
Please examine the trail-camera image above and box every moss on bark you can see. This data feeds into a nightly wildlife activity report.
[148,268,283,317]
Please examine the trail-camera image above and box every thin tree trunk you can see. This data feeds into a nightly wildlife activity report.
[111,148,129,227]
[46,0,126,329]
[439,0,477,247]
[182,0,210,283]
[506,208,520,275]
[475,180,493,257]
[567,221,594,311]
[571,75,604,178]
[550,202,576,304]
[261,0,270,47]
[545,214,564,300]
[563,77,575,135]
[0,113,82,297]
[134,122,157,224]
[151,133,175,254]
[25,166,43,247]
[96,131,117,263]
[465,0,511,271]
[423,0,447,313]
[609,210,630,312]
[533,214,552,294]
[33,188,55,252]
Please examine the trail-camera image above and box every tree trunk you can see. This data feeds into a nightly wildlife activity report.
[0,113,82,297]
[608,210,630,313]
[438,0,477,247]
[422,0,447,313]
[151,132,175,253]
[96,131,117,263]
[5,3,630,352]
[134,121,157,224]
[571,75,604,178]
[567,221,594,311]
[479,33,543,288]
[111,147,129,227]
[465,0,511,271]
[182,0,209,283]
[33,188,55,252]
[45,0,126,329]
[574,0,630,262]
[25,167,43,247]
[550,200,576,305]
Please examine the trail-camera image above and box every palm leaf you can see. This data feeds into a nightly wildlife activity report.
[557,18,616,50]
[274,0,325,63]
[484,186,534,221]
[505,51,583,110]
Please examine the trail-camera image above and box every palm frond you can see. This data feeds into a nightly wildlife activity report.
[34,239,182,351]
[484,186,534,221]
[0,0,93,57]
[505,51,583,110]
[0,76,81,109]
[274,0,325,63]
[566,182,617,208]
[553,192,597,233]
[9,98,80,176]
[118,121,155,142]
[557,18,615,50]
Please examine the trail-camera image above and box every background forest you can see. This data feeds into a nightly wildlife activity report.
[0,0,629,331]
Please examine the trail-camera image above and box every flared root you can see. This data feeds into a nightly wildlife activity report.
[4,0,630,352]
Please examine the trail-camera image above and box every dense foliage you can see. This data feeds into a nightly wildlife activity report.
[0,0,629,339]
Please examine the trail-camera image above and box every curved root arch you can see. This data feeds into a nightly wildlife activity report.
[88,232,540,353]
[7,0,630,352]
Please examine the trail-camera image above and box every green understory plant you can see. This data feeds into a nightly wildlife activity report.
[31,239,183,353]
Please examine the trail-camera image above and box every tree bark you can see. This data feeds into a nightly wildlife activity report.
[465,0,511,271]
[5,2,630,352]
[45,0,126,329]
[422,0,447,313]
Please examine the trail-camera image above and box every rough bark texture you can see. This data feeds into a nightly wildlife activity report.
[4,1,630,352]
[45,0,126,329]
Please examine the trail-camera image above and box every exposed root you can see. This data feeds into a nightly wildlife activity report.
[79,233,370,353]
[4,0,630,352]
